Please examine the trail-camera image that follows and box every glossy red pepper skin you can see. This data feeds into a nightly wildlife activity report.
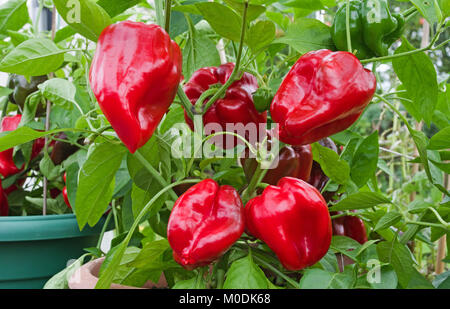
[62,186,71,209]
[332,211,367,244]
[0,179,8,216]
[90,21,182,153]
[167,179,245,270]
[271,50,376,146]
[183,63,267,147]
[0,115,44,178]
[245,177,332,271]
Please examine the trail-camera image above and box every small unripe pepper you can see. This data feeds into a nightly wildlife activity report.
[331,0,405,59]
[270,50,376,146]
[90,21,182,153]
[167,179,245,270]
[245,177,332,271]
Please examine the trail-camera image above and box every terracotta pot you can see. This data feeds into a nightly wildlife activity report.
[68,257,168,289]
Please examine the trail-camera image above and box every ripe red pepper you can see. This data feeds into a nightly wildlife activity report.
[0,115,44,178]
[90,21,182,153]
[332,211,367,244]
[167,179,245,270]
[271,50,376,146]
[245,177,332,271]
[62,186,71,209]
[242,134,313,186]
[183,63,267,147]
[0,179,8,216]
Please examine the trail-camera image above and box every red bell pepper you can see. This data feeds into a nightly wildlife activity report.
[271,50,376,145]
[245,177,332,271]
[183,63,267,147]
[0,115,44,178]
[90,21,182,153]
[241,132,313,185]
[167,179,245,270]
[332,211,368,244]
[0,179,8,216]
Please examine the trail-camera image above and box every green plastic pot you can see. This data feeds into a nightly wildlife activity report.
[0,214,107,289]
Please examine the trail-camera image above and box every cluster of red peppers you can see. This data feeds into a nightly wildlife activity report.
[89,19,375,272]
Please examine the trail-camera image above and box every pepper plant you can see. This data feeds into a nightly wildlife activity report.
[0,0,449,289]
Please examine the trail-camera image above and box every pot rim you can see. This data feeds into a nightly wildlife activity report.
[0,214,107,242]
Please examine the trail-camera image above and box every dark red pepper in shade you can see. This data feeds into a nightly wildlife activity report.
[90,21,182,153]
[245,177,332,271]
[270,50,376,146]
[331,211,368,244]
[241,131,313,186]
[167,179,245,270]
[0,115,44,178]
[0,179,8,216]
[183,63,267,148]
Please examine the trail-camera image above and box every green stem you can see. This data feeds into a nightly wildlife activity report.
[345,0,352,53]
[34,0,44,35]
[203,131,256,154]
[202,0,249,112]
[95,210,113,251]
[252,254,300,289]
[111,199,120,235]
[134,150,179,201]
[405,220,449,230]
[427,207,449,227]
[401,6,418,18]
[164,0,172,32]
[177,86,194,120]
[155,0,164,27]
[195,88,219,113]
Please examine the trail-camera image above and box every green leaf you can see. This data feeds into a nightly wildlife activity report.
[0,86,13,97]
[350,131,379,187]
[329,192,391,212]
[195,2,242,42]
[223,254,270,289]
[411,0,442,24]
[299,268,333,289]
[283,0,325,10]
[96,0,141,17]
[369,265,398,289]
[274,18,335,54]
[0,127,56,152]
[173,276,206,289]
[376,240,432,288]
[75,143,126,229]
[38,78,78,110]
[182,21,221,80]
[7,30,30,46]
[330,236,362,261]
[223,0,266,21]
[311,142,350,185]
[374,212,402,231]
[246,20,276,53]
[128,239,173,270]
[0,38,65,76]
[39,152,62,181]
[0,0,29,35]
[53,0,112,42]
[428,126,450,150]
[392,38,438,125]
